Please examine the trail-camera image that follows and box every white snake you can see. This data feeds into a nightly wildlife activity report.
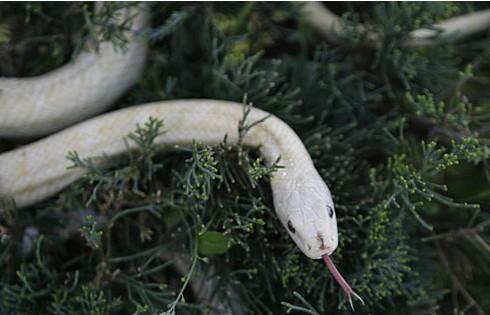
[4,2,485,309]
[0,2,359,308]
[302,2,490,47]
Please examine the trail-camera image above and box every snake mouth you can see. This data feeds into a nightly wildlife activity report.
[313,232,336,255]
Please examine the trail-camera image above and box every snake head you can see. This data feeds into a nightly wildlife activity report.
[275,170,338,259]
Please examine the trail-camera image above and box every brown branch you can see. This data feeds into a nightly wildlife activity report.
[435,241,488,315]
[471,233,490,254]
[422,220,490,243]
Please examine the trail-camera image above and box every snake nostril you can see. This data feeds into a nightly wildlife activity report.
[317,233,326,250]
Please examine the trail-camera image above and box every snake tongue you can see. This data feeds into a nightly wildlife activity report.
[322,254,365,310]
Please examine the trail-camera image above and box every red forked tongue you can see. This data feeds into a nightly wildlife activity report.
[322,254,365,310]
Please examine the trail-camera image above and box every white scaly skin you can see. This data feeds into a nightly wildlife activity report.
[0,100,338,260]
[302,2,490,47]
[0,3,149,138]
[407,9,490,47]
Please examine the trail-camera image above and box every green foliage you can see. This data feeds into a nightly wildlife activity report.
[80,215,103,250]
[1,2,490,315]
[0,23,9,45]
[0,236,122,315]
[0,2,137,77]
[198,230,231,256]
[182,142,221,201]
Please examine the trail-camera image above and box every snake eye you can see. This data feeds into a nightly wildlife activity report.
[287,220,296,233]
[327,206,334,218]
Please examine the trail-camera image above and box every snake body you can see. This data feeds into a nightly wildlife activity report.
[0,99,338,260]
[11,2,490,309]
[0,4,149,138]
[0,2,339,261]
[303,2,490,47]
[2,3,487,311]
[4,2,485,310]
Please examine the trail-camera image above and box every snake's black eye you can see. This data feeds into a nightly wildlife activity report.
[327,206,334,218]
[287,220,296,233]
